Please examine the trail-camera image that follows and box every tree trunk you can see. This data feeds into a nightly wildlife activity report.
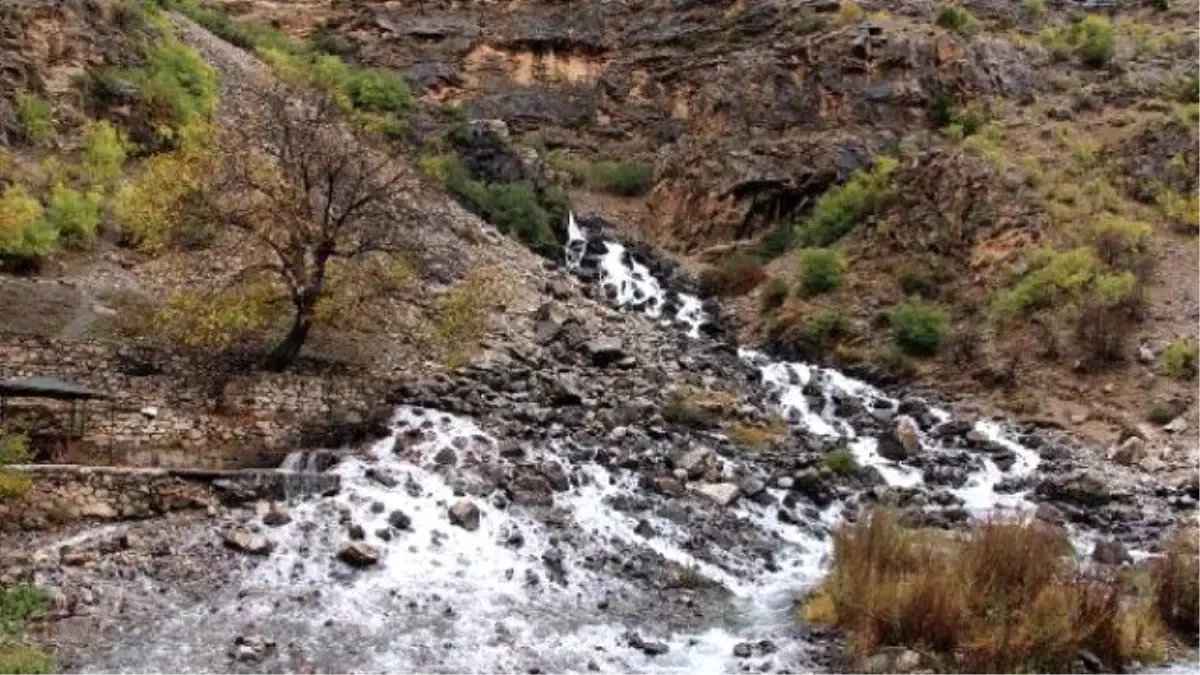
[265,303,314,372]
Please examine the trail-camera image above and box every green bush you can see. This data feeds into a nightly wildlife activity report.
[589,160,654,197]
[126,40,219,138]
[1158,339,1199,380]
[1071,15,1115,68]
[83,121,129,188]
[0,186,59,260]
[823,448,860,476]
[15,93,53,145]
[797,248,845,296]
[889,300,949,356]
[1023,0,1047,21]
[472,182,554,249]
[1088,215,1151,273]
[344,69,411,113]
[772,308,847,359]
[800,156,897,246]
[936,5,980,35]
[929,89,958,128]
[1173,74,1199,104]
[760,277,790,312]
[994,248,1101,317]
[0,644,55,674]
[759,220,797,259]
[0,582,53,675]
[44,185,101,246]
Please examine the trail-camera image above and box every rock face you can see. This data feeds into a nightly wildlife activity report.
[337,541,381,567]
[448,500,482,531]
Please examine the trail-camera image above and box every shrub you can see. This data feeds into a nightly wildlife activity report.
[0,644,55,674]
[552,156,654,197]
[889,300,949,356]
[44,185,101,246]
[15,93,53,145]
[125,40,219,139]
[663,391,718,428]
[1173,73,1199,104]
[797,248,844,296]
[0,580,54,674]
[699,252,767,297]
[994,248,1101,317]
[1023,0,1047,21]
[0,431,32,499]
[1156,188,1199,234]
[1158,338,1199,379]
[823,448,859,476]
[0,186,58,261]
[588,160,653,197]
[1071,15,1115,68]
[896,261,940,299]
[800,156,897,246]
[793,14,828,35]
[114,122,215,251]
[758,220,797,259]
[935,5,980,35]
[430,266,513,369]
[837,0,863,24]
[760,277,790,312]
[1088,215,1152,274]
[1151,533,1199,637]
[1074,271,1140,363]
[465,181,555,249]
[769,308,847,360]
[929,89,957,128]
[344,68,411,113]
[730,421,787,448]
[803,510,1162,672]
[83,121,130,188]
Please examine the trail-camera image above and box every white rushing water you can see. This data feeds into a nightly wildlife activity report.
[81,215,1055,674]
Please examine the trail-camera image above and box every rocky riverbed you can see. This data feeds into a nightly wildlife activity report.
[5,217,1196,674]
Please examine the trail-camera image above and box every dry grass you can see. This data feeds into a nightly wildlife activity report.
[803,510,1169,672]
[1150,532,1200,639]
[729,419,788,448]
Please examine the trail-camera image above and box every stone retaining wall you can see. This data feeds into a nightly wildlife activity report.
[0,334,396,468]
[0,464,340,532]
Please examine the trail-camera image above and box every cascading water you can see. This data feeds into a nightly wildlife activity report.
[73,214,1087,674]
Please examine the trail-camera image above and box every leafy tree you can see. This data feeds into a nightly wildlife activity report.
[209,85,417,370]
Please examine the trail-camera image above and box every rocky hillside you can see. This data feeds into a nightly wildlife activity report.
[152,0,1200,453]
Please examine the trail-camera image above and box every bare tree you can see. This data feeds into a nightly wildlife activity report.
[212,84,414,370]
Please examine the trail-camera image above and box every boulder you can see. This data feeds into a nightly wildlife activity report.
[337,541,380,567]
[674,446,716,479]
[896,417,921,455]
[222,529,274,556]
[583,338,626,366]
[691,482,740,506]
[1036,471,1112,507]
[449,500,481,531]
[365,467,399,488]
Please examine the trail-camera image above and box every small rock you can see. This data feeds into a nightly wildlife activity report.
[262,504,292,527]
[365,468,398,488]
[1110,436,1145,466]
[348,524,366,540]
[1091,539,1132,566]
[1164,416,1189,434]
[733,643,753,658]
[448,500,481,531]
[433,447,457,466]
[387,510,412,530]
[337,541,380,567]
[625,632,669,656]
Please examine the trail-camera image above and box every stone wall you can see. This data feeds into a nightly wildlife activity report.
[0,464,340,532]
[0,334,397,469]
